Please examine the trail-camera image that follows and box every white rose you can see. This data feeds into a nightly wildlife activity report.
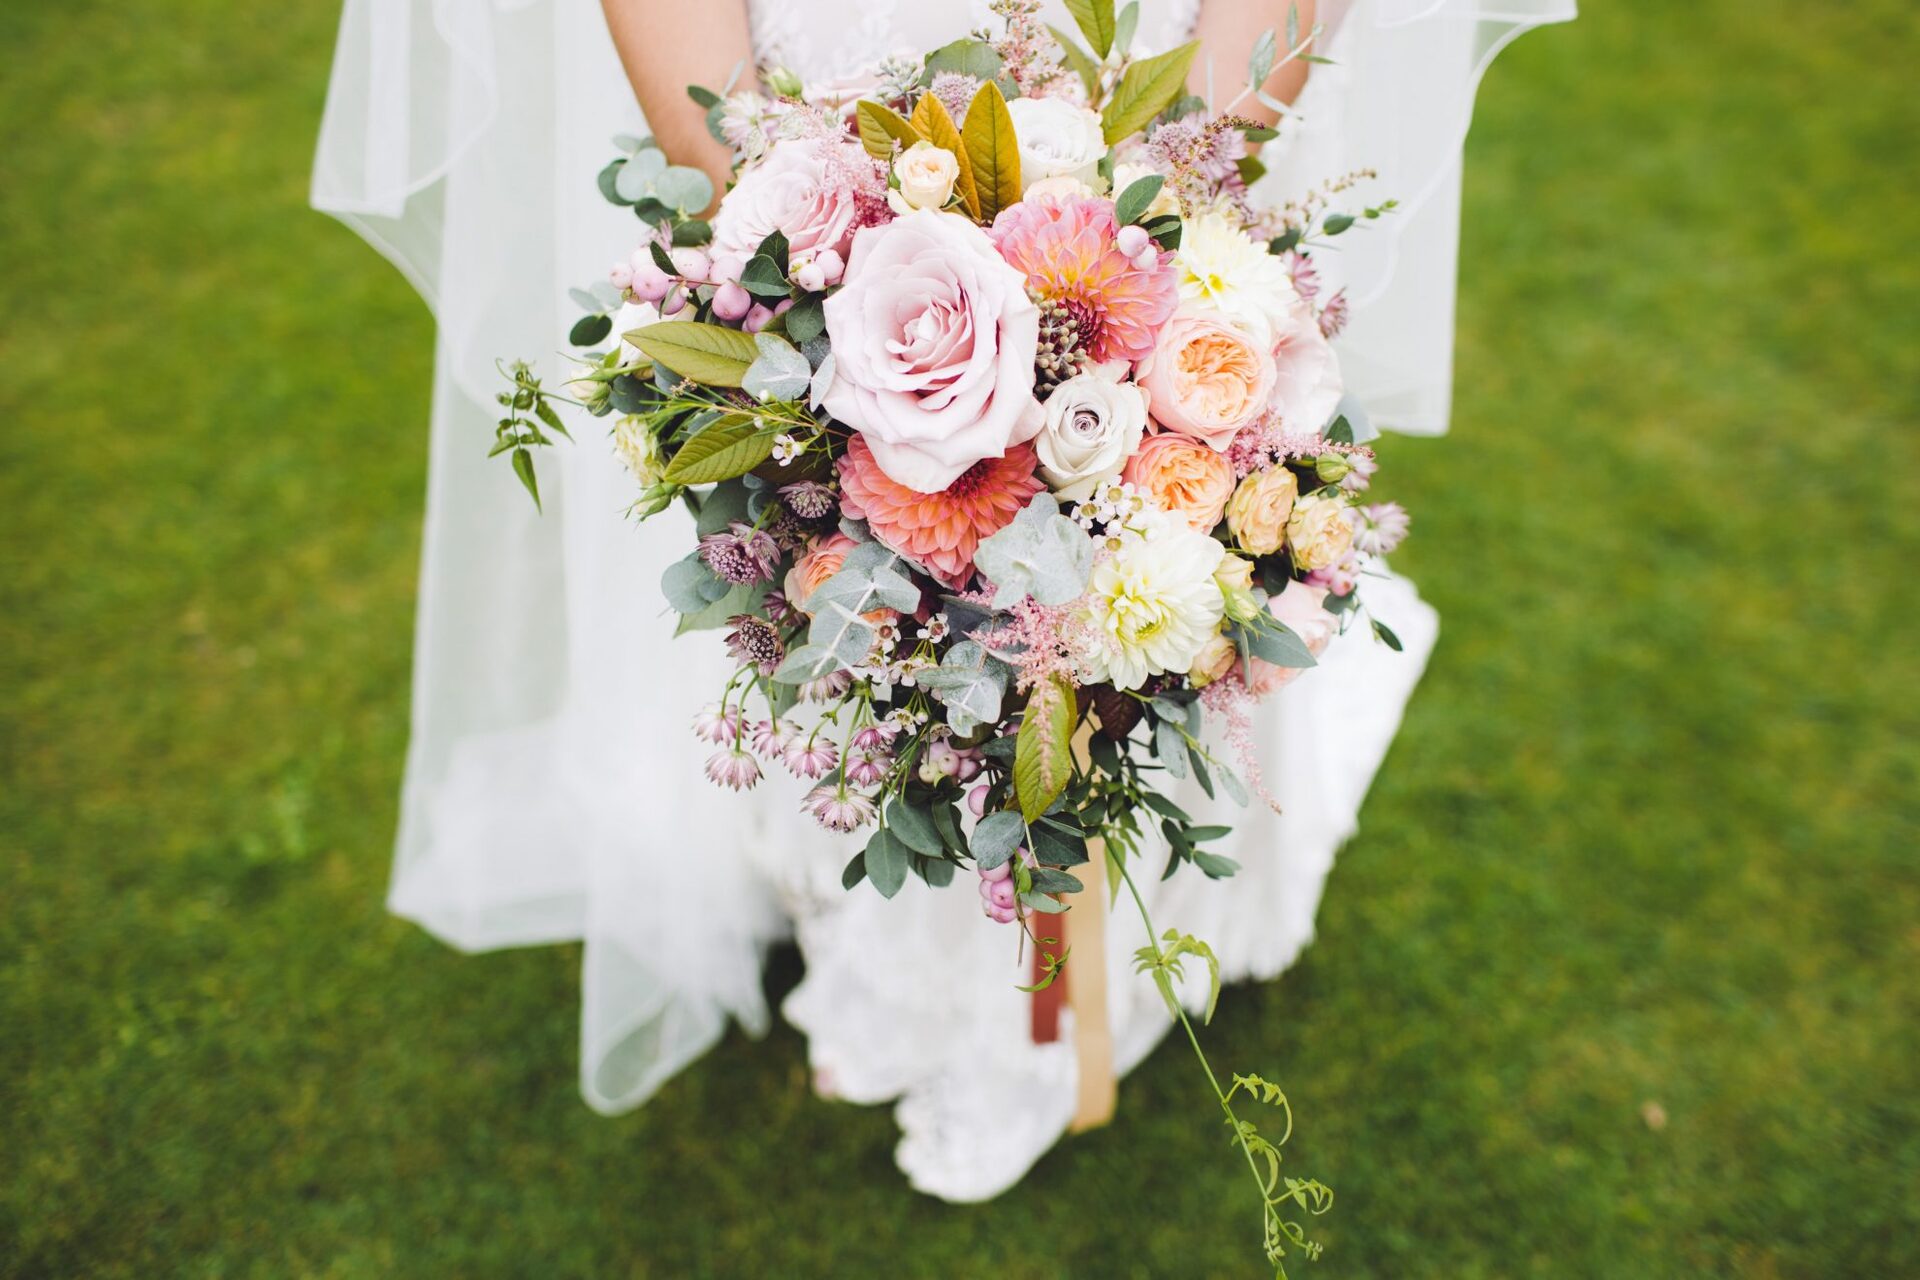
[1006,97,1107,193]
[892,141,960,211]
[1035,366,1148,500]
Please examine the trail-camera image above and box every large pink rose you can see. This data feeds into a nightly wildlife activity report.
[822,209,1043,493]
[1136,307,1276,451]
[710,138,865,266]
[1269,297,1344,433]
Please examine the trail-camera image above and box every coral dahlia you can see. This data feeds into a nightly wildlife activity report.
[990,196,1179,363]
[837,434,1044,589]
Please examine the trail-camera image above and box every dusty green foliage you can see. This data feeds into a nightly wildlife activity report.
[2,1,1918,1278]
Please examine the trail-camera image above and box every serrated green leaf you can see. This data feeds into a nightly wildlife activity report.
[662,414,780,484]
[961,81,1022,223]
[1100,40,1199,144]
[856,99,923,161]
[1015,678,1076,822]
[627,321,758,387]
[1063,0,1116,57]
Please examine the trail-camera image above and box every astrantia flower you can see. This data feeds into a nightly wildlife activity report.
[802,784,878,833]
[837,434,1044,588]
[750,718,797,756]
[1353,502,1411,556]
[991,196,1179,363]
[1079,519,1229,690]
[704,748,763,791]
[844,748,891,787]
[692,704,744,745]
[1172,211,1300,345]
[783,738,839,780]
[779,480,837,520]
[724,614,786,676]
[699,523,781,584]
[800,670,852,703]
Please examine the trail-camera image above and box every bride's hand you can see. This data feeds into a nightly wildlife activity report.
[601,0,754,213]
[1192,0,1318,121]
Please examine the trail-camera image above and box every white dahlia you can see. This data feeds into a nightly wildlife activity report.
[1079,520,1228,691]
[1172,211,1300,345]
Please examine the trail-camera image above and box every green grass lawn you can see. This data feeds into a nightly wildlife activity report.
[3,1,1915,1276]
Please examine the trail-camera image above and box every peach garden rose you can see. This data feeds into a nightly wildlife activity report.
[1136,307,1276,451]
[1224,466,1299,556]
[1121,432,1236,532]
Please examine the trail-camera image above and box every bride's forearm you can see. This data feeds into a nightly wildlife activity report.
[601,0,753,203]
[1190,0,1318,121]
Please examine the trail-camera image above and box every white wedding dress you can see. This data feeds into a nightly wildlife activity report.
[314,0,1573,1200]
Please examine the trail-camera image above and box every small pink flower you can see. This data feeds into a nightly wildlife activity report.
[802,785,878,833]
[704,748,762,791]
[784,738,840,780]
[750,718,796,756]
[1353,502,1411,556]
[692,704,743,745]
[844,749,891,788]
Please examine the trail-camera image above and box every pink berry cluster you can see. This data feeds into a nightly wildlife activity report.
[977,856,1019,923]
[609,242,845,335]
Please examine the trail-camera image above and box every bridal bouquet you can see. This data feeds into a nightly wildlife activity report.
[499,3,1407,1271]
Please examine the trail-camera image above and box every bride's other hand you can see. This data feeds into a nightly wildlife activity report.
[601,0,754,212]
[1192,0,1318,122]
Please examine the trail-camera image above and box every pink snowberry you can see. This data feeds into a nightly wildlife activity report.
[1116,224,1151,259]
[711,281,753,322]
[669,246,710,282]
[629,262,672,303]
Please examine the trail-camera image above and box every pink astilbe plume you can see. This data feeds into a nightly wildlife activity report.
[969,593,1096,694]
[991,197,1179,363]
[1200,674,1283,813]
[838,435,1043,589]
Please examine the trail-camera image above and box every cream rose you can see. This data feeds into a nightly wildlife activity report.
[1225,466,1300,555]
[1034,367,1148,500]
[1187,631,1238,687]
[892,141,959,211]
[710,138,866,266]
[822,210,1043,493]
[1120,432,1236,532]
[1285,493,1356,571]
[1136,307,1276,451]
[1006,97,1107,193]
[1213,554,1262,622]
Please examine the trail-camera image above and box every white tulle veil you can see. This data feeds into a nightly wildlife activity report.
[311,0,1573,1115]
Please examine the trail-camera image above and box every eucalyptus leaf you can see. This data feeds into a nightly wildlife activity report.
[971,810,1026,870]
[772,642,837,684]
[864,828,910,899]
[661,552,723,614]
[568,286,604,313]
[913,640,1009,735]
[1236,616,1319,669]
[672,579,756,635]
[1154,716,1188,779]
[1248,27,1277,89]
[973,495,1093,609]
[652,165,714,213]
[923,37,1004,83]
[742,333,811,402]
[886,800,944,858]
[615,148,666,201]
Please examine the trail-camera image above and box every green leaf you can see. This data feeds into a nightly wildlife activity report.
[840,850,867,890]
[1326,414,1354,444]
[855,99,922,161]
[1371,617,1404,651]
[1063,0,1116,58]
[662,414,780,484]
[670,218,712,247]
[1100,40,1198,144]
[627,321,758,387]
[971,811,1026,870]
[886,799,944,859]
[686,84,721,109]
[1015,678,1077,822]
[1113,173,1165,226]
[961,81,1022,223]
[1236,616,1319,669]
[923,37,1004,83]
[510,448,540,511]
[569,313,612,347]
[672,579,756,636]
[1113,1,1139,52]
[1154,716,1188,779]
[785,294,826,343]
[909,92,978,215]
[1047,26,1101,98]
[652,165,713,213]
[864,828,910,899]
[1028,866,1084,895]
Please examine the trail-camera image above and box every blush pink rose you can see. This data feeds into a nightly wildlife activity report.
[822,209,1043,493]
[1136,307,1276,451]
[1246,581,1337,696]
[1268,297,1344,433]
[710,138,867,267]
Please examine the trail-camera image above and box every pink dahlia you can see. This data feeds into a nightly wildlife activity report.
[837,434,1044,589]
[990,196,1179,363]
